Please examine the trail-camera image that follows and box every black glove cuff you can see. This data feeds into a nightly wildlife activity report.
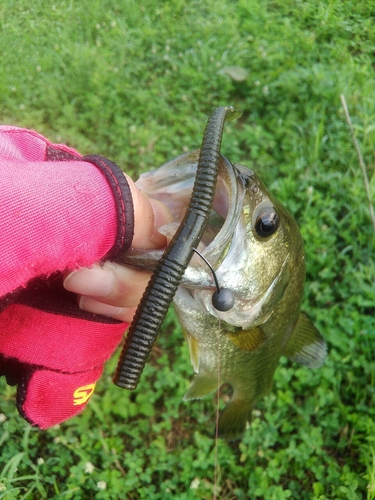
[81,154,134,260]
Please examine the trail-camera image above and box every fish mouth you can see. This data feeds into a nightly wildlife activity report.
[121,149,245,279]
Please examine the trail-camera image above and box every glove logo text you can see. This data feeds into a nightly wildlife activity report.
[73,383,96,406]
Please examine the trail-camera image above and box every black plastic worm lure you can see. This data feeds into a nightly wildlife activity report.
[113,106,239,390]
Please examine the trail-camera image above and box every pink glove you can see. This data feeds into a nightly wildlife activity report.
[0,126,133,428]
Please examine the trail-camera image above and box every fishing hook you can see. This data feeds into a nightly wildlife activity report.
[192,248,235,312]
[113,106,240,390]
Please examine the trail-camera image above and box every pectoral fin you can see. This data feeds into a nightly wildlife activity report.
[183,371,218,400]
[183,329,200,373]
[284,313,327,368]
[226,326,265,352]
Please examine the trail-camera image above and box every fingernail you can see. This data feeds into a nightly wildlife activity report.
[79,296,124,318]
[63,266,115,297]
[150,199,172,230]
[149,199,173,244]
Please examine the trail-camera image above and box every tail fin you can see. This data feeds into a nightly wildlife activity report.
[218,399,253,440]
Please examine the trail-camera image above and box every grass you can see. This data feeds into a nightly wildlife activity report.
[0,0,375,498]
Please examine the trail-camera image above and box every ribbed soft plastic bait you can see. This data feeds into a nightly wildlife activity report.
[113,106,240,390]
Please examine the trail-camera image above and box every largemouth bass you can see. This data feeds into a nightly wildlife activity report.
[123,149,326,439]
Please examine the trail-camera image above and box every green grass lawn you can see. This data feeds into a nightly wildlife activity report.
[1,0,375,498]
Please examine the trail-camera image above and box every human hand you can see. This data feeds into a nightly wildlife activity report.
[0,138,171,428]
[63,174,172,323]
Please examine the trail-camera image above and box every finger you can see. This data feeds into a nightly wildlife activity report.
[124,174,172,249]
[77,298,137,323]
[63,261,150,309]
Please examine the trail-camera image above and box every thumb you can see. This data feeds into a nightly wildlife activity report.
[124,174,172,250]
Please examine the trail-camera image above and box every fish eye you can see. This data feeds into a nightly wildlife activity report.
[255,207,279,238]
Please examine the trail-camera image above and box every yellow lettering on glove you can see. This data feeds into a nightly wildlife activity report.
[73,383,96,406]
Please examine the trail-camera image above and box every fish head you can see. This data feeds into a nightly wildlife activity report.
[193,161,306,330]
[163,155,305,333]
[123,149,305,332]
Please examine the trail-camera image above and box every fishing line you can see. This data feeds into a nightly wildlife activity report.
[213,318,222,500]
[192,248,232,497]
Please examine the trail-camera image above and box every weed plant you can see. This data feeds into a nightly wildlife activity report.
[0,0,374,498]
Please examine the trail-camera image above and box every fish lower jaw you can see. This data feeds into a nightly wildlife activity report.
[202,258,290,328]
